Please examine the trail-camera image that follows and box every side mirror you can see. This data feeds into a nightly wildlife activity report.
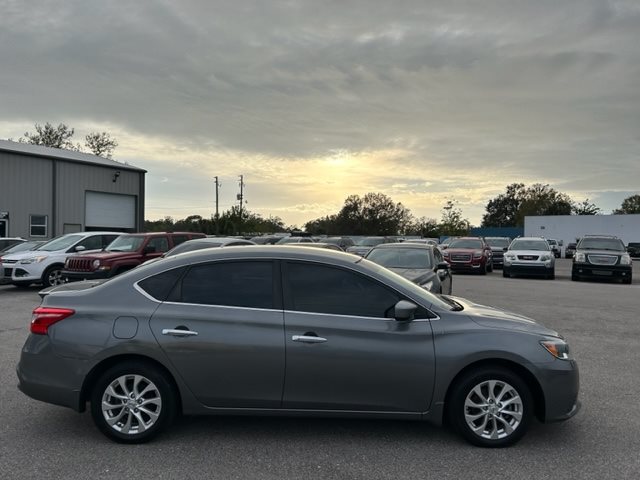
[74,245,86,252]
[394,300,418,321]
[143,245,157,254]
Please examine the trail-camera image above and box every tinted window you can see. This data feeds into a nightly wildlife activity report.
[138,267,186,301]
[286,262,400,318]
[147,236,170,253]
[172,235,189,246]
[179,261,273,308]
[578,238,625,251]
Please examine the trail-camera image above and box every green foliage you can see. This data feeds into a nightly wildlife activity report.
[572,199,601,215]
[144,207,286,236]
[482,183,578,227]
[613,195,640,214]
[439,200,470,236]
[85,132,118,159]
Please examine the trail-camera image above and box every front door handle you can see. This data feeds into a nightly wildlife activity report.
[162,328,198,337]
[292,335,327,344]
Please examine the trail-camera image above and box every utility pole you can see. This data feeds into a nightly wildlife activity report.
[237,175,244,216]
[214,176,221,235]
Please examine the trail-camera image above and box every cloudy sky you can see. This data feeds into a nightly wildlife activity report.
[1,0,639,226]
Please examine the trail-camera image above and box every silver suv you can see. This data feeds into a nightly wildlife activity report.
[503,237,556,279]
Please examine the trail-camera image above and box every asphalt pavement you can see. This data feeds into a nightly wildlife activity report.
[1,259,639,479]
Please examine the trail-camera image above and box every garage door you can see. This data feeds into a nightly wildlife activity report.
[85,192,136,229]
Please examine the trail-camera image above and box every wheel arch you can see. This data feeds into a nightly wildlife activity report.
[442,358,546,423]
[79,354,182,414]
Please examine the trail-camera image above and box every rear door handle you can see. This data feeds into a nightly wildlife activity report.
[292,335,327,344]
[162,328,198,337]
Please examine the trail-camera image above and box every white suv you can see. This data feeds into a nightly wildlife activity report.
[1,232,121,287]
[503,237,556,279]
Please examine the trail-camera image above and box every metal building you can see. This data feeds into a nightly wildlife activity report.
[0,140,146,240]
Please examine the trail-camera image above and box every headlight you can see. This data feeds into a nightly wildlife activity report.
[92,259,101,269]
[620,254,632,265]
[574,252,586,262]
[421,280,434,290]
[540,254,552,261]
[540,339,570,360]
[505,254,516,260]
[442,250,449,256]
[20,256,47,264]
[473,251,483,259]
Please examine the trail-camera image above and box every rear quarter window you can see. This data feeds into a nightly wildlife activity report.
[138,267,186,301]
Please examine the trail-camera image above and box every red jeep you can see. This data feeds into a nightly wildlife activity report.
[62,232,205,281]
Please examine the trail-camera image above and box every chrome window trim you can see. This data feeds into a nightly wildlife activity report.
[284,309,435,322]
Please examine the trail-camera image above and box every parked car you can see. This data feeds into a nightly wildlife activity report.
[0,237,26,251]
[62,232,205,282]
[546,239,561,258]
[626,242,640,259]
[1,232,120,287]
[346,236,396,256]
[275,236,315,244]
[441,237,493,274]
[402,238,439,246]
[572,235,632,284]
[484,237,511,269]
[250,235,283,245]
[565,242,577,259]
[502,237,555,279]
[323,236,355,250]
[364,243,452,294]
[142,237,257,266]
[18,246,580,447]
[0,241,47,284]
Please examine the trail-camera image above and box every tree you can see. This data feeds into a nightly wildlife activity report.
[407,217,440,238]
[22,122,76,149]
[439,200,470,236]
[613,195,640,214]
[572,199,601,215]
[19,122,118,158]
[85,132,118,159]
[482,183,574,227]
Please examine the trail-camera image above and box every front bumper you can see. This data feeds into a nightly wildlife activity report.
[533,359,580,423]
[572,264,632,280]
[504,262,553,276]
[447,260,486,271]
[3,263,44,283]
[62,269,110,282]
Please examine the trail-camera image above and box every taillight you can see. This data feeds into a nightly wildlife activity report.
[30,307,75,335]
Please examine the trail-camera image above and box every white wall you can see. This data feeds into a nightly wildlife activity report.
[524,215,640,248]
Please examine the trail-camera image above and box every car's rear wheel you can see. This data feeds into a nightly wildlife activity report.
[448,367,533,448]
[90,362,177,443]
[42,265,65,288]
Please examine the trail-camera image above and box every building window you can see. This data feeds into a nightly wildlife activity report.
[30,215,48,237]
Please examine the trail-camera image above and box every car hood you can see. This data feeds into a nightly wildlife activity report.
[448,296,559,337]
[506,250,551,257]
[74,251,141,261]
[2,250,53,261]
[445,248,480,254]
[388,268,434,284]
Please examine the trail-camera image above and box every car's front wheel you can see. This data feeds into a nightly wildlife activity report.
[90,361,177,443]
[42,265,65,288]
[448,367,533,448]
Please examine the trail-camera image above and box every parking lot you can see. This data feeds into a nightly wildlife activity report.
[1,258,639,479]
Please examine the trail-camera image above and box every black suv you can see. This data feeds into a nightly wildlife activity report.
[627,242,640,259]
[572,235,632,284]
[484,237,511,268]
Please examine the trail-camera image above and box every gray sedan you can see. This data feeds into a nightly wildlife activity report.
[365,243,452,294]
[18,246,579,447]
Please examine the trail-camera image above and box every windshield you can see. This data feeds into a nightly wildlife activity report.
[2,241,43,254]
[449,239,483,249]
[360,258,458,311]
[510,240,549,251]
[485,238,510,248]
[547,239,557,245]
[367,248,432,269]
[106,236,146,252]
[578,238,625,251]
[355,237,385,247]
[37,235,84,252]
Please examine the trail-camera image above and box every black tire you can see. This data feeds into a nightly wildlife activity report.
[487,262,493,273]
[571,271,579,281]
[447,367,533,448]
[502,269,510,278]
[480,263,488,275]
[90,361,177,444]
[41,264,65,288]
[547,270,555,280]
[623,275,632,285]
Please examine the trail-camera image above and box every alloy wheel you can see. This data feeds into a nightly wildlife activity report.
[464,380,523,440]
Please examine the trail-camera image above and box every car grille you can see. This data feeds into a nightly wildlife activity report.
[450,254,471,262]
[517,255,539,261]
[3,268,12,277]
[587,255,618,266]
[66,258,94,271]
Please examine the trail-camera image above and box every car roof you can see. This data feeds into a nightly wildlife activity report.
[369,242,435,250]
[182,237,255,245]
